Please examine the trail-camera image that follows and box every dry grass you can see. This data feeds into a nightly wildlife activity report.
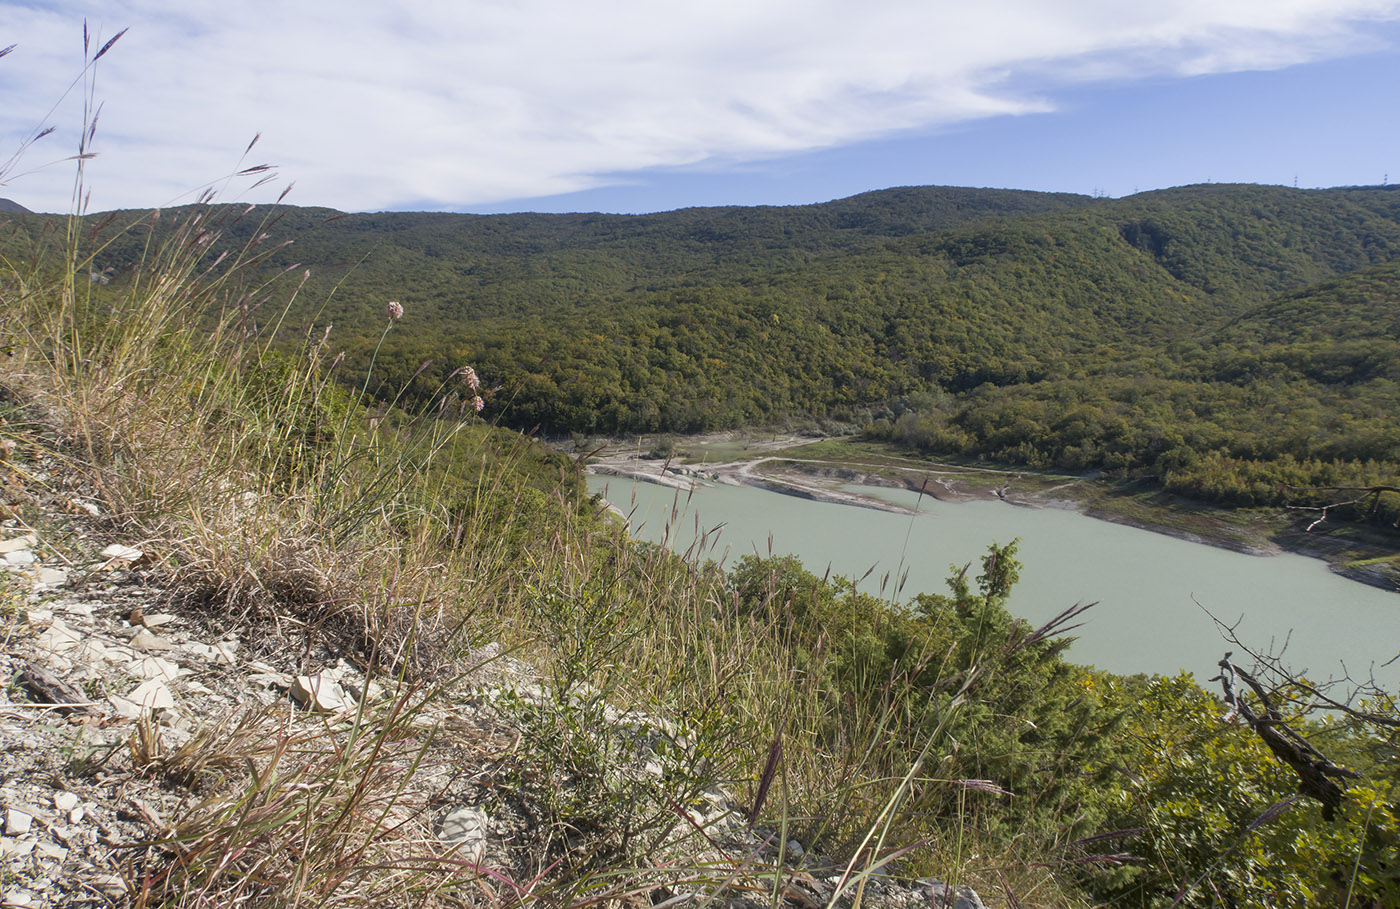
[0,42,1099,908]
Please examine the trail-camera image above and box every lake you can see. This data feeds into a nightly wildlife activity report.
[588,474,1400,686]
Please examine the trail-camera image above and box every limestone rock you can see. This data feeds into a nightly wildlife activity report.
[129,631,174,652]
[438,807,489,863]
[291,674,352,713]
[99,543,144,563]
[34,620,82,653]
[920,880,986,909]
[125,679,176,711]
[4,809,32,836]
[0,534,36,554]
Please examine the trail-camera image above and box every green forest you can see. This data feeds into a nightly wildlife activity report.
[6,179,1400,906]
[6,181,1400,526]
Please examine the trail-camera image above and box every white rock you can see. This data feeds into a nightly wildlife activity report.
[129,631,174,652]
[3,550,35,567]
[0,837,35,857]
[35,567,68,588]
[291,675,352,713]
[99,543,144,562]
[129,656,181,682]
[126,679,176,710]
[68,807,84,825]
[4,808,33,836]
[107,696,143,719]
[0,534,36,554]
[34,619,83,653]
[139,613,177,629]
[2,886,36,906]
[53,792,79,813]
[212,642,238,664]
[438,807,489,863]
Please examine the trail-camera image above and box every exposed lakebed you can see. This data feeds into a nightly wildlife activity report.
[588,449,1400,685]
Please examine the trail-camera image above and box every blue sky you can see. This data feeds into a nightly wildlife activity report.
[3,1,1400,214]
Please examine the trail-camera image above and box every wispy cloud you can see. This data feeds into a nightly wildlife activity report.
[3,0,1398,212]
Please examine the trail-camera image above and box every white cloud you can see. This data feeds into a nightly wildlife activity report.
[2,0,1398,212]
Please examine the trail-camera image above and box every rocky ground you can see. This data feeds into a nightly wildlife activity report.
[1,437,990,907]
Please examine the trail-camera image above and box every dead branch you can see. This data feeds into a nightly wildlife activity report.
[1212,653,1359,821]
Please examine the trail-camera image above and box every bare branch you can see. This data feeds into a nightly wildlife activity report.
[1211,654,1359,820]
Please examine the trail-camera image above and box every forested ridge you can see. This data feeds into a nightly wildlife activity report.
[7,181,1400,524]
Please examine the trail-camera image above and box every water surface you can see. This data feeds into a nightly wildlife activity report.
[589,475,1400,686]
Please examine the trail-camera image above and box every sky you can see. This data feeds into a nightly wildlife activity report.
[3,1,1400,215]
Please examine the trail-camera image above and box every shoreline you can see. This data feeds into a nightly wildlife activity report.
[583,434,1400,595]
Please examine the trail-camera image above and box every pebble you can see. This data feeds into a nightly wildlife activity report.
[53,792,78,813]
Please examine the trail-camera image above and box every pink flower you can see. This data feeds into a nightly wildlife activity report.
[471,395,485,413]
[462,366,480,391]
[386,300,404,320]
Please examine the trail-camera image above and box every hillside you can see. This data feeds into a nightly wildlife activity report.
[5,182,1400,524]
[3,185,1400,906]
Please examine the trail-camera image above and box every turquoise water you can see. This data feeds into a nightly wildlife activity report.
[589,474,1400,685]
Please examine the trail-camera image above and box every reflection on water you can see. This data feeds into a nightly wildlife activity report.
[589,475,1400,685]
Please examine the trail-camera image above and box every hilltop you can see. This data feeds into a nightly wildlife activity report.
[10,181,1397,534]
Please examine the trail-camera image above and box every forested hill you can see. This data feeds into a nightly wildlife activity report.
[6,182,1400,516]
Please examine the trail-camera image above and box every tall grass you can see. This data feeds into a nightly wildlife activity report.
[0,47,1093,907]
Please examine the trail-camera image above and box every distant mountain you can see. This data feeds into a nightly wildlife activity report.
[0,198,32,214]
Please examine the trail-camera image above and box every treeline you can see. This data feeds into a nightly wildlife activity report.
[5,182,1400,521]
[868,260,1400,523]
